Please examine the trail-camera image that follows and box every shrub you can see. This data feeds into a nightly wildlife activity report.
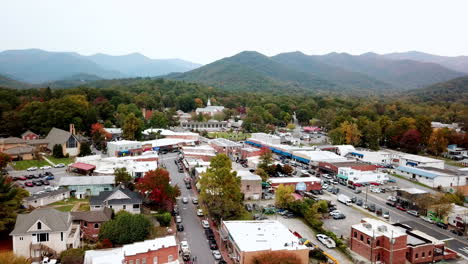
[0,252,29,264]
[99,211,152,245]
[59,248,85,264]
[155,212,172,227]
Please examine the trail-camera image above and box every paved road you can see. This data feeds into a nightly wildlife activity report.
[333,183,468,259]
[160,153,216,264]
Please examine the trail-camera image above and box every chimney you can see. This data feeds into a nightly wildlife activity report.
[69,124,75,135]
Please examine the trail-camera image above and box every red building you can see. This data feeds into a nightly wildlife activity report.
[71,208,112,241]
[319,161,377,175]
[350,218,457,264]
[268,177,321,191]
[21,130,39,141]
[240,147,263,159]
[123,236,178,264]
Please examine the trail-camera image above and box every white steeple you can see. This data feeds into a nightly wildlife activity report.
[207,97,211,106]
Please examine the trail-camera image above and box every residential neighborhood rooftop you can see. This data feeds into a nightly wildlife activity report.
[59,176,115,186]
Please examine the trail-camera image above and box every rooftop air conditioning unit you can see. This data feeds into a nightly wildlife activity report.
[377,226,387,232]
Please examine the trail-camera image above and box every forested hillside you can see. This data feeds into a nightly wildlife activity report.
[407,75,468,103]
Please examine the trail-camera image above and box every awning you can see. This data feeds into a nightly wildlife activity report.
[292,155,310,164]
[406,161,417,167]
[337,174,348,180]
[69,162,96,171]
[350,152,364,158]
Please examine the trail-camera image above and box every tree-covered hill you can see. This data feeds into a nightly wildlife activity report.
[406,75,468,103]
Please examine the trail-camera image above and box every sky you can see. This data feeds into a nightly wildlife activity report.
[1,0,468,64]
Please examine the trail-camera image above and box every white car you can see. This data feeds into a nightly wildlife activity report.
[40,165,52,170]
[202,220,210,229]
[387,196,397,202]
[329,210,342,216]
[420,216,434,223]
[197,209,204,216]
[316,234,336,248]
[192,198,198,204]
[54,163,65,168]
[180,241,189,251]
[371,188,381,193]
[322,184,329,189]
[182,197,188,204]
[176,216,182,223]
[212,250,222,260]
[27,167,38,171]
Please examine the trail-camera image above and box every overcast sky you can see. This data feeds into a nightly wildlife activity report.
[1,0,467,64]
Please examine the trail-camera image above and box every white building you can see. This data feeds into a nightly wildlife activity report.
[107,140,143,157]
[337,167,389,184]
[395,166,467,188]
[103,128,122,140]
[293,150,349,165]
[181,144,216,161]
[10,208,80,259]
[142,138,196,150]
[385,150,445,169]
[220,221,309,264]
[250,133,281,145]
[347,150,393,165]
[431,122,461,132]
[142,128,200,141]
[335,145,356,156]
[195,98,225,117]
[90,185,142,214]
[23,188,70,208]
[76,154,158,178]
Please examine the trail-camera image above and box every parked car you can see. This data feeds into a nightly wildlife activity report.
[322,184,329,189]
[175,216,182,223]
[182,197,188,204]
[329,210,342,216]
[396,205,407,212]
[245,204,253,212]
[316,234,336,248]
[407,210,419,217]
[387,196,397,202]
[368,204,376,212]
[350,196,357,203]
[26,174,34,179]
[24,181,34,187]
[32,180,43,186]
[202,220,210,229]
[450,229,463,236]
[420,216,434,224]
[176,224,184,232]
[212,250,222,260]
[197,209,204,216]
[45,175,54,180]
[192,198,198,204]
[383,211,390,219]
[54,163,65,168]
[356,199,363,206]
[436,222,448,229]
[42,180,50,185]
[333,213,346,220]
[40,166,52,170]
[209,239,218,250]
[205,229,215,240]
[27,167,38,171]
[376,208,383,216]
[386,201,396,207]
[354,189,362,194]
[16,176,27,181]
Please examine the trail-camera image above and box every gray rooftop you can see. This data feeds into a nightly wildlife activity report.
[24,188,69,201]
[71,207,112,222]
[0,137,25,144]
[90,185,142,206]
[45,127,75,150]
[4,145,34,155]
[10,208,71,235]
[59,176,115,186]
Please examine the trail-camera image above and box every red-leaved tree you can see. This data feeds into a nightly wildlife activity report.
[136,168,180,210]
[400,129,421,154]
[0,153,11,169]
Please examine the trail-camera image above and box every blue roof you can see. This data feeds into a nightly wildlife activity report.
[396,166,439,179]
[350,152,364,158]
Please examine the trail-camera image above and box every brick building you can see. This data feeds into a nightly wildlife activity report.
[84,235,179,264]
[350,218,457,264]
[71,208,112,241]
[237,170,262,200]
[318,161,377,175]
[21,130,39,140]
[209,138,242,159]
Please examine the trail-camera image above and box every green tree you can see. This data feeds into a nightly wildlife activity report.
[415,116,433,146]
[258,148,273,170]
[275,184,295,209]
[59,248,85,264]
[148,111,169,128]
[122,113,144,140]
[114,168,132,185]
[199,154,243,221]
[255,168,269,182]
[78,142,92,157]
[0,175,29,232]
[52,144,64,158]
[155,212,172,227]
[99,211,152,245]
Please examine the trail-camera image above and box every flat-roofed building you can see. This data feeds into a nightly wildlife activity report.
[268,176,321,192]
[395,166,467,188]
[237,170,262,200]
[107,140,143,157]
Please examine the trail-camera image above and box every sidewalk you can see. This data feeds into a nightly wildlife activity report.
[41,155,56,166]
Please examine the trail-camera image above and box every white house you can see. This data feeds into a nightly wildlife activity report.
[10,208,80,259]
[395,166,467,188]
[90,185,142,214]
[337,167,389,184]
[76,154,158,178]
[23,188,70,208]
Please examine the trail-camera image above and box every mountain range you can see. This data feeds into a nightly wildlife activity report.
[168,50,466,94]
[0,49,201,83]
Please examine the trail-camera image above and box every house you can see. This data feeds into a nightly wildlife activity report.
[107,140,143,157]
[10,208,80,260]
[21,130,39,140]
[220,220,309,264]
[268,177,321,192]
[4,145,35,160]
[444,144,468,160]
[84,235,179,264]
[237,170,262,200]
[71,208,112,241]
[395,166,467,188]
[23,188,70,208]
[90,185,142,214]
[58,176,115,198]
[104,128,122,140]
[45,127,81,157]
[350,218,457,263]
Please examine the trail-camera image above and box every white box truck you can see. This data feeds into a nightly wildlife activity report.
[337,194,352,206]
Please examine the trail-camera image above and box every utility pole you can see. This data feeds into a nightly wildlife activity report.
[389,230,394,264]
[365,184,369,206]
[370,230,374,264]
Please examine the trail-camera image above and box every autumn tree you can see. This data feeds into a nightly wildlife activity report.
[136,168,180,211]
[253,250,302,264]
[0,252,29,264]
[0,152,11,169]
[194,98,203,108]
[400,129,421,154]
[330,121,361,146]
[255,168,269,182]
[114,168,132,185]
[199,154,243,221]
[122,113,144,140]
[0,175,29,232]
[90,123,109,148]
[282,164,293,175]
[258,148,273,170]
[275,184,295,209]
[427,129,449,155]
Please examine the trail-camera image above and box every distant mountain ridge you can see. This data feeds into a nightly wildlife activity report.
[168,50,465,94]
[406,75,468,103]
[383,51,468,74]
[0,73,31,89]
[0,49,201,84]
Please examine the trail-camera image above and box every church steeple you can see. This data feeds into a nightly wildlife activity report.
[207,97,211,106]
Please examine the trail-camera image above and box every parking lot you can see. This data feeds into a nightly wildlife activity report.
[8,166,69,194]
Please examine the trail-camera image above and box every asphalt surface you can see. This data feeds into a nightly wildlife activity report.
[160,152,217,264]
[8,166,69,194]
[332,182,468,259]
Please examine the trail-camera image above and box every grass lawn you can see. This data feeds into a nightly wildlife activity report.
[50,197,88,206]
[207,132,251,141]
[46,157,74,165]
[56,205,74,212]
[11,160,50,170]
[77,203,90,211]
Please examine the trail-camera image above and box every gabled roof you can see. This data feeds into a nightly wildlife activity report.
[21,130,38,137]
[24,188,69,201]
[4,145,34,155]
[45,127,76,150]
[89,185,142,206]
[10,208,70,235]
[71,207,112,222]
[0,137,25,144]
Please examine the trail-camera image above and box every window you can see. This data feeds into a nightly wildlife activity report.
[153,257,158,264]
[246,185,250,191]
[123,205,126,209]
[37,222,42,230]
[61,232,63,241]
[95,205,101,208]
[376,240,380,246]
[360,235,363,241]
[66,136,77,148]
[136,259,140,264]
[422,252,425,257]
[428,251,431,256]
[168,255,173,262]
[19,237,23,241]
[84,222,88,227]
[104,188,109,191]
[415,253,418,259]
[354,232,357,238]
[133,204,140,208]
[94,223,99,228]
[141,258,146,264]
[37,233,49,242]
[367,238,371,245]
[109,205,112,208]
